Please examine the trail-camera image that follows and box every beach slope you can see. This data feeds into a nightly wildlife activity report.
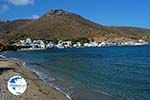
[0,59,69,100]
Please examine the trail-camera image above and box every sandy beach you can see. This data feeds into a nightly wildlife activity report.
[0,58,69,100]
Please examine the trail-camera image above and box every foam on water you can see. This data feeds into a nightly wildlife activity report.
[24,62,72,100]
[4,56,73,100]
[3,46,150,100]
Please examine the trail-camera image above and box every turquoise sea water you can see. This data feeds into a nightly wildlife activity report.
[3,46,150,100]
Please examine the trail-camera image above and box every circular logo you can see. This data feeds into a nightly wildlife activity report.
[7,76,27,95]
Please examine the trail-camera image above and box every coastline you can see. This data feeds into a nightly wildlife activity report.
[1,46,148,100]
[0,57,69,100]
[1,49,125,100]
[24,62,72,100]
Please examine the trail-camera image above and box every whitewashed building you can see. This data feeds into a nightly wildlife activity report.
[73,42,82,48]
[32,40,46,48]
[25,38,32,44]
[46,42,54,48]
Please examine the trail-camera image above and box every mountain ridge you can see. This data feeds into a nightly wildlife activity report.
[0,9,150,45]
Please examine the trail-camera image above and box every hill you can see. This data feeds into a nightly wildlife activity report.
[0,9,150,45]
[0,19,31,45]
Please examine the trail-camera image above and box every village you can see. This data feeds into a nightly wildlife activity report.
[13,38,149,50]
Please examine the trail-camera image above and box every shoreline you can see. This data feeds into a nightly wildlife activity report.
[0,57,69,100]
[1,46,148,100]
[23,62,123,100]
[0,49,125,100]
[24,63,72,100]
[19,44,150,51]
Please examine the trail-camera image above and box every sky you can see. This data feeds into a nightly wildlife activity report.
[0,0,150,28]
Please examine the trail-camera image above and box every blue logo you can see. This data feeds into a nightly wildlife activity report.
[7,76,27,95]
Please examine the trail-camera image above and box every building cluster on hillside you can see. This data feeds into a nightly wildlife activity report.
[13,38,149,50]
[13,38,46,50]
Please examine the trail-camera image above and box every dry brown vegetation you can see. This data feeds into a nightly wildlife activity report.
[0,9,150,45]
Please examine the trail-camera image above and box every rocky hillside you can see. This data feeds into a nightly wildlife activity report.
[108,27,150,41]
[0,19,31,34]
[0,9,150,44]
[10,9,108,41]
[0,19,31,45]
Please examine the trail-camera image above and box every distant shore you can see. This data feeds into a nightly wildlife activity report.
[12,37,149,50]
[0,57,69,100]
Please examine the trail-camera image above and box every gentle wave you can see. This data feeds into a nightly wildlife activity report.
[6,56,72,100]
[24,62,72,100]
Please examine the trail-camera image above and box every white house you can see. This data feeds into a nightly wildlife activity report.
[90,42,98,47]
[55,40,72,48]
[73,42,81,48]
[62,41,72,48]
[46,42,54,48]
[25,38,32,44]
[83,43,91,47]
[55,40,64,48]
[32,40,46,48]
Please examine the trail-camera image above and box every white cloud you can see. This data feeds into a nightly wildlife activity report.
[32,15,40,20]
[8,0,34,6]
[0,4,9,13]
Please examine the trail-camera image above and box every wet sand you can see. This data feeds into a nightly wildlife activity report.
[0,59,69,100]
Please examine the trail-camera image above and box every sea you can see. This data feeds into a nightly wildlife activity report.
[2,45,150,100]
